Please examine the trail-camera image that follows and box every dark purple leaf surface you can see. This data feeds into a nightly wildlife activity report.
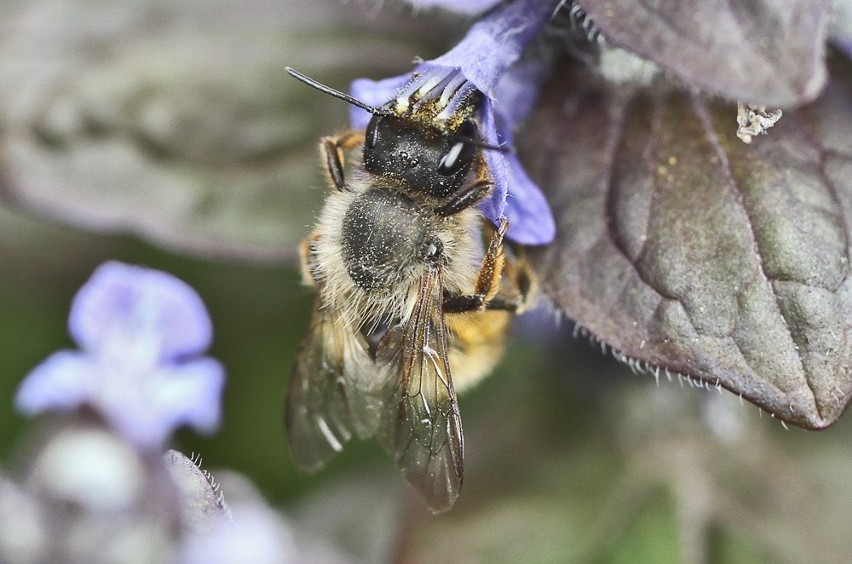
[527,56,852,429]
[577,0,830,106]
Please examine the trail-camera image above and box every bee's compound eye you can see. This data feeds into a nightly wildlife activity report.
[438,121,476,176]
[366,117,382,149]
[421,236,444,261]
[437,141,471,176]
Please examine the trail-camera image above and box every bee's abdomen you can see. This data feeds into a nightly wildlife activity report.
[341,188,430,290]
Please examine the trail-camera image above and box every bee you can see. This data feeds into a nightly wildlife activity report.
[284,67,534,513]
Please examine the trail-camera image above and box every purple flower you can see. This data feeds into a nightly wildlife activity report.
[350,0,557,245]
[16,261,225,450]
[403,0,500,14]
[178,503,299,564]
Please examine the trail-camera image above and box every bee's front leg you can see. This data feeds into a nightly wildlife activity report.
[320,130,364,192]
[298,234,321,287]
[437,180,492,217]
[437,152,495,217]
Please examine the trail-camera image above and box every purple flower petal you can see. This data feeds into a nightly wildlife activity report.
[401,0,501,15]
[478,104,556,244]
[501,151,556,244]
[350,0,553,123]
[178,503,299,564]
[70,261,212,363]
[108,359,225,448]
[348,0,557,244]
[491,55,552,126]
[349,75,407,130]
[477,99,507,221]
[16,261,225,450]
[426,0,553,99]
[16,351,94,415]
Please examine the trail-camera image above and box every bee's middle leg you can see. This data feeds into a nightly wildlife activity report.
[443,218,512,314]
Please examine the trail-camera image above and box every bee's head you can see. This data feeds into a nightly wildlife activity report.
[285,67,510,199]
[362,115,478,198]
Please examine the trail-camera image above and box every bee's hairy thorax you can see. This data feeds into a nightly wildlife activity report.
[309,183,478,331]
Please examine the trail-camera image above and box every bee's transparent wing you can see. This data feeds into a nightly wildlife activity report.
[376,267,464,513]
[286,296,382,472]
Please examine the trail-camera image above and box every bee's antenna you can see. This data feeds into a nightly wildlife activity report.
[446,133,512,154]
[286,67,381,115]
[474,140,513,154]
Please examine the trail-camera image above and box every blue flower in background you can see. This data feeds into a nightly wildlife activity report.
[16,261,225,450]
[350,0,557,245]
[403,0,501,14]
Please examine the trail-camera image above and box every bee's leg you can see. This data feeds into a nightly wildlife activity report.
[437,152,495,216]
[494,246,538,314]
[298,234,320,287]
[443,218,510,314]
[445,273,533,313]
[437,180,492,217]
[320,130,364,192]
[444,220,539,314]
